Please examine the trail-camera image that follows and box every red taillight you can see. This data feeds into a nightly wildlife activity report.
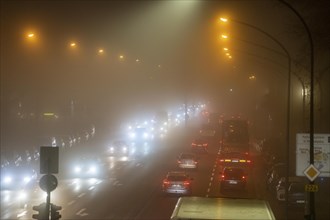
[221,174,225,179]
[242,176,246,180]
[192,143,196,146]
[219,159,224,163]
[183,181,190,186]
[203,144,208,147]
[247,160,251,163]
[163,179,170,185]
[177,160,181,164]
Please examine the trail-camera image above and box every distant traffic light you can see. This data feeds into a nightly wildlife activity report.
[32,203,49,220]
[50,203,62,220]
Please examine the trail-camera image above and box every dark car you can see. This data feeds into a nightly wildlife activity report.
[276,176,306,207]
[162,171,193,195]
[191,138,208,153]
[220,167,247,191]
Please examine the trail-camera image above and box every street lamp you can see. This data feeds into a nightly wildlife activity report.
[277,1,315,219]
[219,16,292,218]
[69,42,77,48]
[98,49,104,55]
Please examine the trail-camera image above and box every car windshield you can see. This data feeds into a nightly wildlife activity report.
[1,1,329,220]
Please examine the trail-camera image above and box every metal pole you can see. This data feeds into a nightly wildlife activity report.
[277,1,315,218]
[230,18,292,218]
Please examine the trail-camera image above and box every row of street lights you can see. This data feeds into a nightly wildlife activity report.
[216,4,316,218]
[24,31,161,66]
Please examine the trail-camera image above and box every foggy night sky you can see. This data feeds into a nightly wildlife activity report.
[1,0,319,123]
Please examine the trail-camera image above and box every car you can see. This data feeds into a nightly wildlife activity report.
[71,156,107,179]
[191,138,208,153]
[162,171,193,195]
[107,140,130,156]
[276,176,306,207]
[177,153,198,169]
[220,167,247,191]
[1,164,38,190]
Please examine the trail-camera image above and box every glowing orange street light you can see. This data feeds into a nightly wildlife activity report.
[98,49,104,54]
[27,33,35,38]
[249,75,256,80]
[70,42,77,48]
[219,17,228,23]
[220,34,228,39]
[223,47,229,51]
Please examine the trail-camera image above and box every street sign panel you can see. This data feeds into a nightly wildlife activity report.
[40,146,59,174]
[296,133,330,177]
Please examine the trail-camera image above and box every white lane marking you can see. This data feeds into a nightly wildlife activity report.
[76,208,89,217]
[17,210,27,218]
[88,186,95,191]
[68,200,76,205]
[78,192,85,198]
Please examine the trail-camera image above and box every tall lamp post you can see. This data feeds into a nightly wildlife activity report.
[278,1,315,219]
[220,17,292,218]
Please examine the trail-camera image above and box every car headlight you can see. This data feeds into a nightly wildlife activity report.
[122,147,127,153]
[23,176,31,184]
[143,132,149,139]
[88,166,97,173]
[129,132,136,139]
[4,176,12,184]
[74,166,81,173]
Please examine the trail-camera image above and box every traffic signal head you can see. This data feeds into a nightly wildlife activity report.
[32,202,49,220]
[50,203,62,220]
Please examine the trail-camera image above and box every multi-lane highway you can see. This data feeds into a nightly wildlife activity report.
[1,120,328,220]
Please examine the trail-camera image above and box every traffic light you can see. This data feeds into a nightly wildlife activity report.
[50,203,62,220]
[32,203,49,220]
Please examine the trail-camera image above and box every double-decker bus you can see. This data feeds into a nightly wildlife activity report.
[220,118,250,155]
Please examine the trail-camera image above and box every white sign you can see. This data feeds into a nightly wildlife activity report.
[296,133,330,177]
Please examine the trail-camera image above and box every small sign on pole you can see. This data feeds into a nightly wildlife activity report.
[40,146,59,174]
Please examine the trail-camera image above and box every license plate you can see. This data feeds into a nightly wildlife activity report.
[296,200,305,204]
[229,180,237,184]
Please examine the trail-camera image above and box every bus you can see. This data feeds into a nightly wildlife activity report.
[220,118,250,155]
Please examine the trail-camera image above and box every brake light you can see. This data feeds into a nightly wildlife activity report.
[163,179,170,185]
[247,160,251,163]
[221,174,225,179]
[183,181,190,186]
[203,144,208,147]
[177,160,181,163]
[219,159,224,162]
[242,176,246,180]
[192,143,196,146]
